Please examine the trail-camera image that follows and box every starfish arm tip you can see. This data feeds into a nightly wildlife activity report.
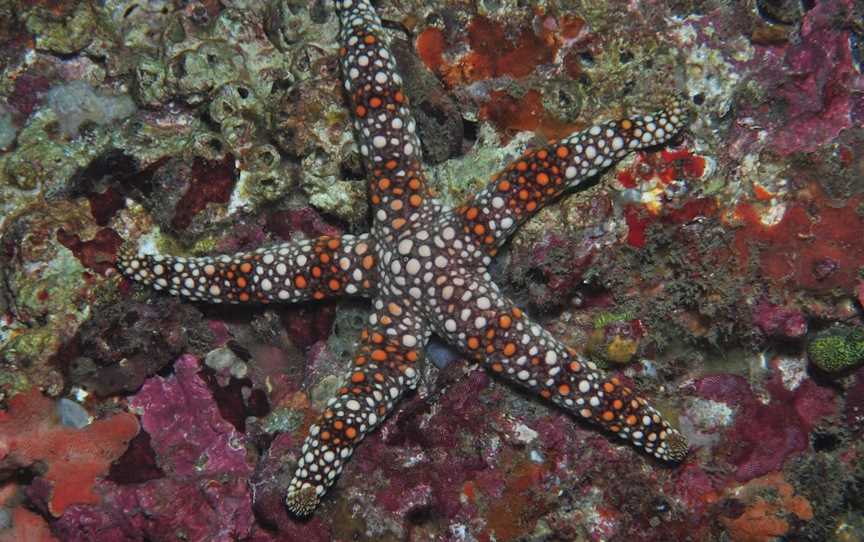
[285,484,320,518]
[662,429,689,463]
[660,91,693,134]
[115,242,144,275]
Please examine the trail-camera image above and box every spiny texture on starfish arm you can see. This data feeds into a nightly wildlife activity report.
[117,0,690,517]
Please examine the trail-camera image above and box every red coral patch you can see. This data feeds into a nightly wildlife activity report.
[0,390,139,516]
[171,155,237,230]
[732,188,864,293]
[624,204,653,248]
[416,27,446,73]
[479,89,579,141]
[56,227,123,274]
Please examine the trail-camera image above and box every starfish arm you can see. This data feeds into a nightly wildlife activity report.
[450,96,689,253]
[117,234,378,303]
[430,275,688,462]
[285,300,429,516]
[335,0,433,237]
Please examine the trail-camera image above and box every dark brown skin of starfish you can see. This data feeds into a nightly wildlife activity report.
[117,0,690,517]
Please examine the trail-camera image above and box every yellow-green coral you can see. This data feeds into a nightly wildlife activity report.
[593,310,635,329]
[606,336,639,365]
[586,328,640,366]
[807,327,864,373]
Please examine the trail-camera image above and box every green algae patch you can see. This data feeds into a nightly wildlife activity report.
[0,199,104,384]
[25,2,99,55]
[808,326,864,373]
[262,407,305,435]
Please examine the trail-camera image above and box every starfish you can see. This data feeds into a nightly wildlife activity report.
[118,0,689,517]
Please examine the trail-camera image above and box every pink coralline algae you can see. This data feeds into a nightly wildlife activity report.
[693,366,837,482]
[752,300,807,339]
[756,0,864,155]
[53,355,256,542]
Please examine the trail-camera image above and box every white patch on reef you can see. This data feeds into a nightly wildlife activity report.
[759,202,787,227]
[135,225,166,258]
[227,169,253,215]
[46,80,136,136]
[448,523,470,541]
[669,19,751,119]
[512,422,538,444]
[776,355,808,391]
[685,397,735,431]
[529,449,544,464]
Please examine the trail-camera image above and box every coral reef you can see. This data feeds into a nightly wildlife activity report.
[118,0,692,520]
[1,0,863,540]
[53,355,256,542]
[62,297,214,397]
[808,325,864,373]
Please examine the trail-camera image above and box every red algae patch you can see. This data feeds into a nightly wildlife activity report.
[731,186,864,293]
[484,459,551,541]
[0,390,138,516]
[612,147,713,248]
[87,187,125,227]
[56,227,123,275]
[462,16,556,82]
[417,15,558,87]
[623,205,652,248]
[171,155,238,230]
[416,27,446,74]
[720,473,813,542]
[479,89,581,142]
[415,12,590,143]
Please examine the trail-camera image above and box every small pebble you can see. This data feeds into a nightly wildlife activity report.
[58,398,90,428]
[229,361,248,379]
[205,347,241,371]
[426,339,460,369]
